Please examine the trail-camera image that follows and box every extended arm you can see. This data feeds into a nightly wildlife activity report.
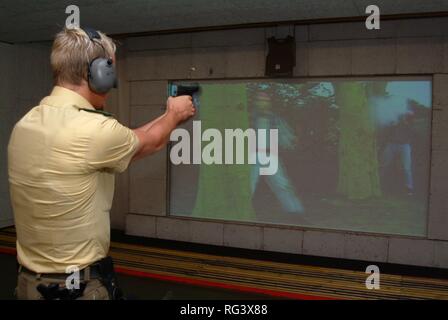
[131,96,195,161]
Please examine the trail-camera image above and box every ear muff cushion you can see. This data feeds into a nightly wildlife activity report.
[88,58,117,94]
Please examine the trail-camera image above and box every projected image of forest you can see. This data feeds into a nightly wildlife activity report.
[169,78,431,236]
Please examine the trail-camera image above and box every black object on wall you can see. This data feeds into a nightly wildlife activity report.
[265,36,296,77]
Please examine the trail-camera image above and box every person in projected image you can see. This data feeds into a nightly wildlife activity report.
[249,87,305,215]
[369,86,421,196]
[380,106,417,196]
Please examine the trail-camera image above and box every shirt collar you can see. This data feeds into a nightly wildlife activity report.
[40,86,95,110]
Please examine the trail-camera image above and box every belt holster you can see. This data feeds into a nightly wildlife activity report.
[95,256,124,300]
[36,282,87,300]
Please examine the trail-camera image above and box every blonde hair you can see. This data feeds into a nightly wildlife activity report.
[50,28,116,86]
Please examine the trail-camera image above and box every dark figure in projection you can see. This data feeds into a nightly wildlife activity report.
[369,91,418,196]
[249,89,304,214]
[379,106,416,195]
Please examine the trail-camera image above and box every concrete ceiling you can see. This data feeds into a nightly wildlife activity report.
[1,0,448,43]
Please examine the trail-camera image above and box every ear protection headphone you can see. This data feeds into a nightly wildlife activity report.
[82,27,117,94]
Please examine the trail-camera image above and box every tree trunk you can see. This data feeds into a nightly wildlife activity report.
[192,84,255,220]
[335,82,381,200]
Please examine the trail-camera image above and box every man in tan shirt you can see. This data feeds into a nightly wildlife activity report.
[8,27,194,300]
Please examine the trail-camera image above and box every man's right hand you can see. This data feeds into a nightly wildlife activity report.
[166,96,196,124]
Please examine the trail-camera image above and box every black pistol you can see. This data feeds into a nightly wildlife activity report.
[169,83,201,108]
[171,84,200,97]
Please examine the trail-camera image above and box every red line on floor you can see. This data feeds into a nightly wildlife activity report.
[0,247,16,255]
[114,266,338,300]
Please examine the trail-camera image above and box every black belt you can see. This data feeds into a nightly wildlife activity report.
[19,262,103,280]
[20,257,123,300]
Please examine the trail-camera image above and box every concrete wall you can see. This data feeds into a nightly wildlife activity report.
[0,42,52,227]
[121,17,448,269]
[0,43,16,228]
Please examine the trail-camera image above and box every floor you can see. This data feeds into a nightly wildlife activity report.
[1,227,448,300]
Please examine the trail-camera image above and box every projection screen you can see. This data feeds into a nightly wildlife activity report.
[168,77,432,236]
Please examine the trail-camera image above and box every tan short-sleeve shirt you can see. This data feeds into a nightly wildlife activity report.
[8,86,140,273]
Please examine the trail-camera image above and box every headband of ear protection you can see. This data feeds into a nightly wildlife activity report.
[82,27,117,94]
